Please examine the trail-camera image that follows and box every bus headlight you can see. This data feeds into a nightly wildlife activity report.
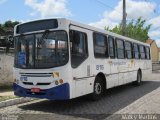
[59,79,63,84]
[54,79,64,85]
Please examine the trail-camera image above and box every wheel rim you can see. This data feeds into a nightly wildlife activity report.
[95,83,102,95]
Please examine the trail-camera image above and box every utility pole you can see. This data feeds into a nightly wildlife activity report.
[122,0,126,36]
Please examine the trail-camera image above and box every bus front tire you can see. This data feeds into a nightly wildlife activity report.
[90,76,104,100]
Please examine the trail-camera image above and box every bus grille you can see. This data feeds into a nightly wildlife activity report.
[22,82,51,86]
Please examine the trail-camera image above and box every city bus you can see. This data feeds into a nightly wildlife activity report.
[13,18,152,100]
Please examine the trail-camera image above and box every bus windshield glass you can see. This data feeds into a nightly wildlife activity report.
[14,31,68,69]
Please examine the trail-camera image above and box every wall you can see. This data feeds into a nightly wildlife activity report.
[0,49,14,85]
[151,42,159,63]
[152,63,160,71]
[159,52,160,62]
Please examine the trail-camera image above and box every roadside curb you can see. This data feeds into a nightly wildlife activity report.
[0,97,34,108]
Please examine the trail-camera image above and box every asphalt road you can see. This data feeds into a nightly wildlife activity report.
[0,77,160,120]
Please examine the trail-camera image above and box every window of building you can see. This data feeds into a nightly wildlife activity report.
[93,32,108,58]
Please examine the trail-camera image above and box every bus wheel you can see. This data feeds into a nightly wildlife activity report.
[134,71,142,86]
[91,76,104,100]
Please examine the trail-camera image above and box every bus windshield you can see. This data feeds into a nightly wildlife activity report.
[14,31,68,69]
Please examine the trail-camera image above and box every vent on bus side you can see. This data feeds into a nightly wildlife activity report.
[20,73,52,77]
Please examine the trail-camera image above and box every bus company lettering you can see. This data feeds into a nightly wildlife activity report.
[112,61,126,66]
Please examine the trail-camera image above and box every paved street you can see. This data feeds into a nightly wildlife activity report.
[0,72,160,120]
[0,91,14,96]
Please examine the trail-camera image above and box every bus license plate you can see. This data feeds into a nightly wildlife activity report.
[31,88,40,93]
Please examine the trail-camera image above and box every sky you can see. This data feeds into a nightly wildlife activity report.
[0,0,160,47]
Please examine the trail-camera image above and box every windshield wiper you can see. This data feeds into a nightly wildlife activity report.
[37,30,50,46]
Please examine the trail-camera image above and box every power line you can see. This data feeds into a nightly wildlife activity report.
[92,0,122,16]
[92,0,116,10]
[92,0,133,21]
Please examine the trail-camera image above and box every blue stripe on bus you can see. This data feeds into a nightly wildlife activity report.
[13,83,70,100]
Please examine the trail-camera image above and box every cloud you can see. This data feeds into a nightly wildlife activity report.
[149,29,160,47]
[89,11,118,29]
[148,16,160,43]
[127,1,155,19]
[148,16,160,29]
[89,0,156,29]
[149,30,160,38]
[155,40,160,47]
[14,19,32,24]
[25,0,71,18]
[0,0,7,5]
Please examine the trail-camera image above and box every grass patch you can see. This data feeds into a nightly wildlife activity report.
[0,84,13,92]
[0,83,18,102]
[0,96,18,102]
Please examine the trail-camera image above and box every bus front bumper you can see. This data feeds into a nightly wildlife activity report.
[13,83,70,100]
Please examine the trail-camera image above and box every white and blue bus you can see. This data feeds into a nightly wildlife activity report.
[13,18,152,100]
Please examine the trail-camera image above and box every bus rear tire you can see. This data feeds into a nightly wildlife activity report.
[133,70,142,86]
[90,76,104,100]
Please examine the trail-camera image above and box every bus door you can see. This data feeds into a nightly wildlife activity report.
[69,25,91,97]
[107,36,119,88]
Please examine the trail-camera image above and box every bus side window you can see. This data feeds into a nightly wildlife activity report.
[133,43,139,59]
[145,46,150,59]
[125,41,132,59]
[139,45,145,59]
[108,36,115,58]
[69,30,88,68]
[93,32,108,58]
[116,39,125,59]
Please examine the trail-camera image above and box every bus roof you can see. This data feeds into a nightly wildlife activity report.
[15,18,150,47]
[68,18,150,46]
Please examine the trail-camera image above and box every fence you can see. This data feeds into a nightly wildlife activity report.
[152,63,160,71]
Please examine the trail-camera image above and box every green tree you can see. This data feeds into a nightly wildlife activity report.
[0,20,20,49]
[1,20,19,32]
[106,17,151,42]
